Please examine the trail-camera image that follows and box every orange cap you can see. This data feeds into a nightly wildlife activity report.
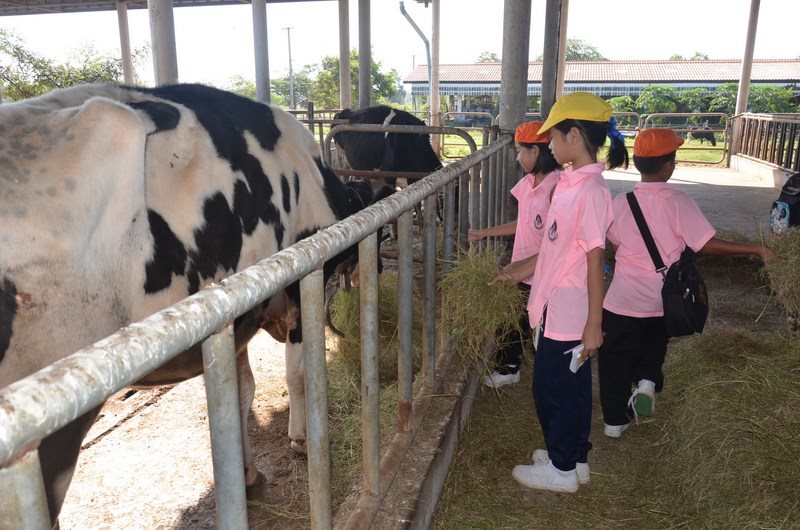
[515,121,550,144]
[634,129,684,157]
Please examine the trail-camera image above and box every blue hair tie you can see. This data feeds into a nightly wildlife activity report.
[607,116,626,149]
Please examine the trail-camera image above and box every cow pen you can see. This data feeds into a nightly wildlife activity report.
[0,125,515,529]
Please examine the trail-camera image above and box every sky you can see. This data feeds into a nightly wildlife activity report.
[1,0,799,89]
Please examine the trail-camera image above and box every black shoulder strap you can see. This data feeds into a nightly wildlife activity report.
[626,192,667,275]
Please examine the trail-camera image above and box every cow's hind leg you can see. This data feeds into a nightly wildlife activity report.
[237,350,265,489]
[284,339,307,454]
[38,405,103,527]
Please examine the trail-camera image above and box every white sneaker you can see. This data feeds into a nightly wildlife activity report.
[632,379,656,417]
[576,462,590,485]
[512,460,579,493]
[604,423,629,438]
[531,450,589,485]
[531,449,548,462]
[483,371,520,388]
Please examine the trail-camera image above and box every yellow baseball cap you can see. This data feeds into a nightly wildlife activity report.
[539,92,613,133]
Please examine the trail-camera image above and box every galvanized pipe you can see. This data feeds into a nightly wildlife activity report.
[252,0,270,103]
[116,2,134,85]
[359,233,381,498]
[396,211,414,434]
[0,449,49,530]
[0,134,511,469]
[422,194,437,390]
[358,0,370,108]
[442,182,455,265]
[201,325,248,530]
[300,269,332,529]
[338,0,351,109]
[458,172,470,244]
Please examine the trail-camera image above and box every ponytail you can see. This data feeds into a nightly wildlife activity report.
[605,117,629,170]
[553,118,630,170]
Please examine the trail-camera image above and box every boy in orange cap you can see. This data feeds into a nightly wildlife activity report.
[599,129,775,438]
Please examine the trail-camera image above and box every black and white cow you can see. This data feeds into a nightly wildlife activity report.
[0,83,387,524]
[333,105,442,188]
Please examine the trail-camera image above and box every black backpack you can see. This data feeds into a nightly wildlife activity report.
[770,172,800,235]
[627,192,709,338]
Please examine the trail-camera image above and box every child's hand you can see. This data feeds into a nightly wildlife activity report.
[580,323,603,361]
[760,247,777,262]
[487,259,531,286]
[467,228,485,242]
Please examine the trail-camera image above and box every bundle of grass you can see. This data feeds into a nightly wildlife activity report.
[439,248,527,367]
[764,227,800,322]
[651,329,800,527]
[329,271,424,382]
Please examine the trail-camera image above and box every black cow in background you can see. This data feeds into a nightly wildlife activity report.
[332,105,443,190]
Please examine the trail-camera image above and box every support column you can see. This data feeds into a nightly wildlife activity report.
[147,0,179,85]
[555,0,569,99]
[732,0,761,155]
[252,0,270,103]
[499,0,532,220]
[358,0,371,108]
[339,0,352,109]
[116,2,135,85]
[430,0,441,154]
[541,0,566,116]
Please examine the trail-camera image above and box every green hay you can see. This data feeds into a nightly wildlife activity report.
[764,227,800,318]
[329,271,424,381]
[439,249,527,367]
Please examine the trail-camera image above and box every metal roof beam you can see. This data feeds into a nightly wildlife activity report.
[0,0,330,16]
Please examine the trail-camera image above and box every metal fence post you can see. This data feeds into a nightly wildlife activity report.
[359,233,380,498]
[201,324,248,530]
[0,449,50,529]
[397,211,414,433]
[300,269,332,529]
[422,194,437,390]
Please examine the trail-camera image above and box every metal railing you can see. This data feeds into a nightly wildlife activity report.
[731,112,800,172]
[0,131,514,529]
[643,113,729,164]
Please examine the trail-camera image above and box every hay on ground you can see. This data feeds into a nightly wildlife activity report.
[764,227,800,319]
[655,329,800,527]
[439,249,527,367]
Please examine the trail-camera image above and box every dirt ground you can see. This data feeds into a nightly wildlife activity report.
[56,165,781,529]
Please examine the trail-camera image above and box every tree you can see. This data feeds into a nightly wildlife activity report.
[690,52,710,60]
[749,85,798,113]
[669,54,686,61]
[536,39,607,61]
[307,49,402,109]
[607,95,637,112]
[477,51,500,62]
[636,85,678,114]
[677,87,711,114]
[0,29,146,101]
[708,83,738,115]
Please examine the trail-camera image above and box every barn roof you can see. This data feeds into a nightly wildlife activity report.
[0,0,325,16]
[403,59,800,84]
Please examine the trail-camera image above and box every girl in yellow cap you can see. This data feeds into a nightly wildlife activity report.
[512,92,628,493]
[468,121,562,388]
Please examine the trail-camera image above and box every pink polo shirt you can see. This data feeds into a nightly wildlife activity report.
[527,162,613,341]
[510,171,560,285]
[604,182,715,317]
